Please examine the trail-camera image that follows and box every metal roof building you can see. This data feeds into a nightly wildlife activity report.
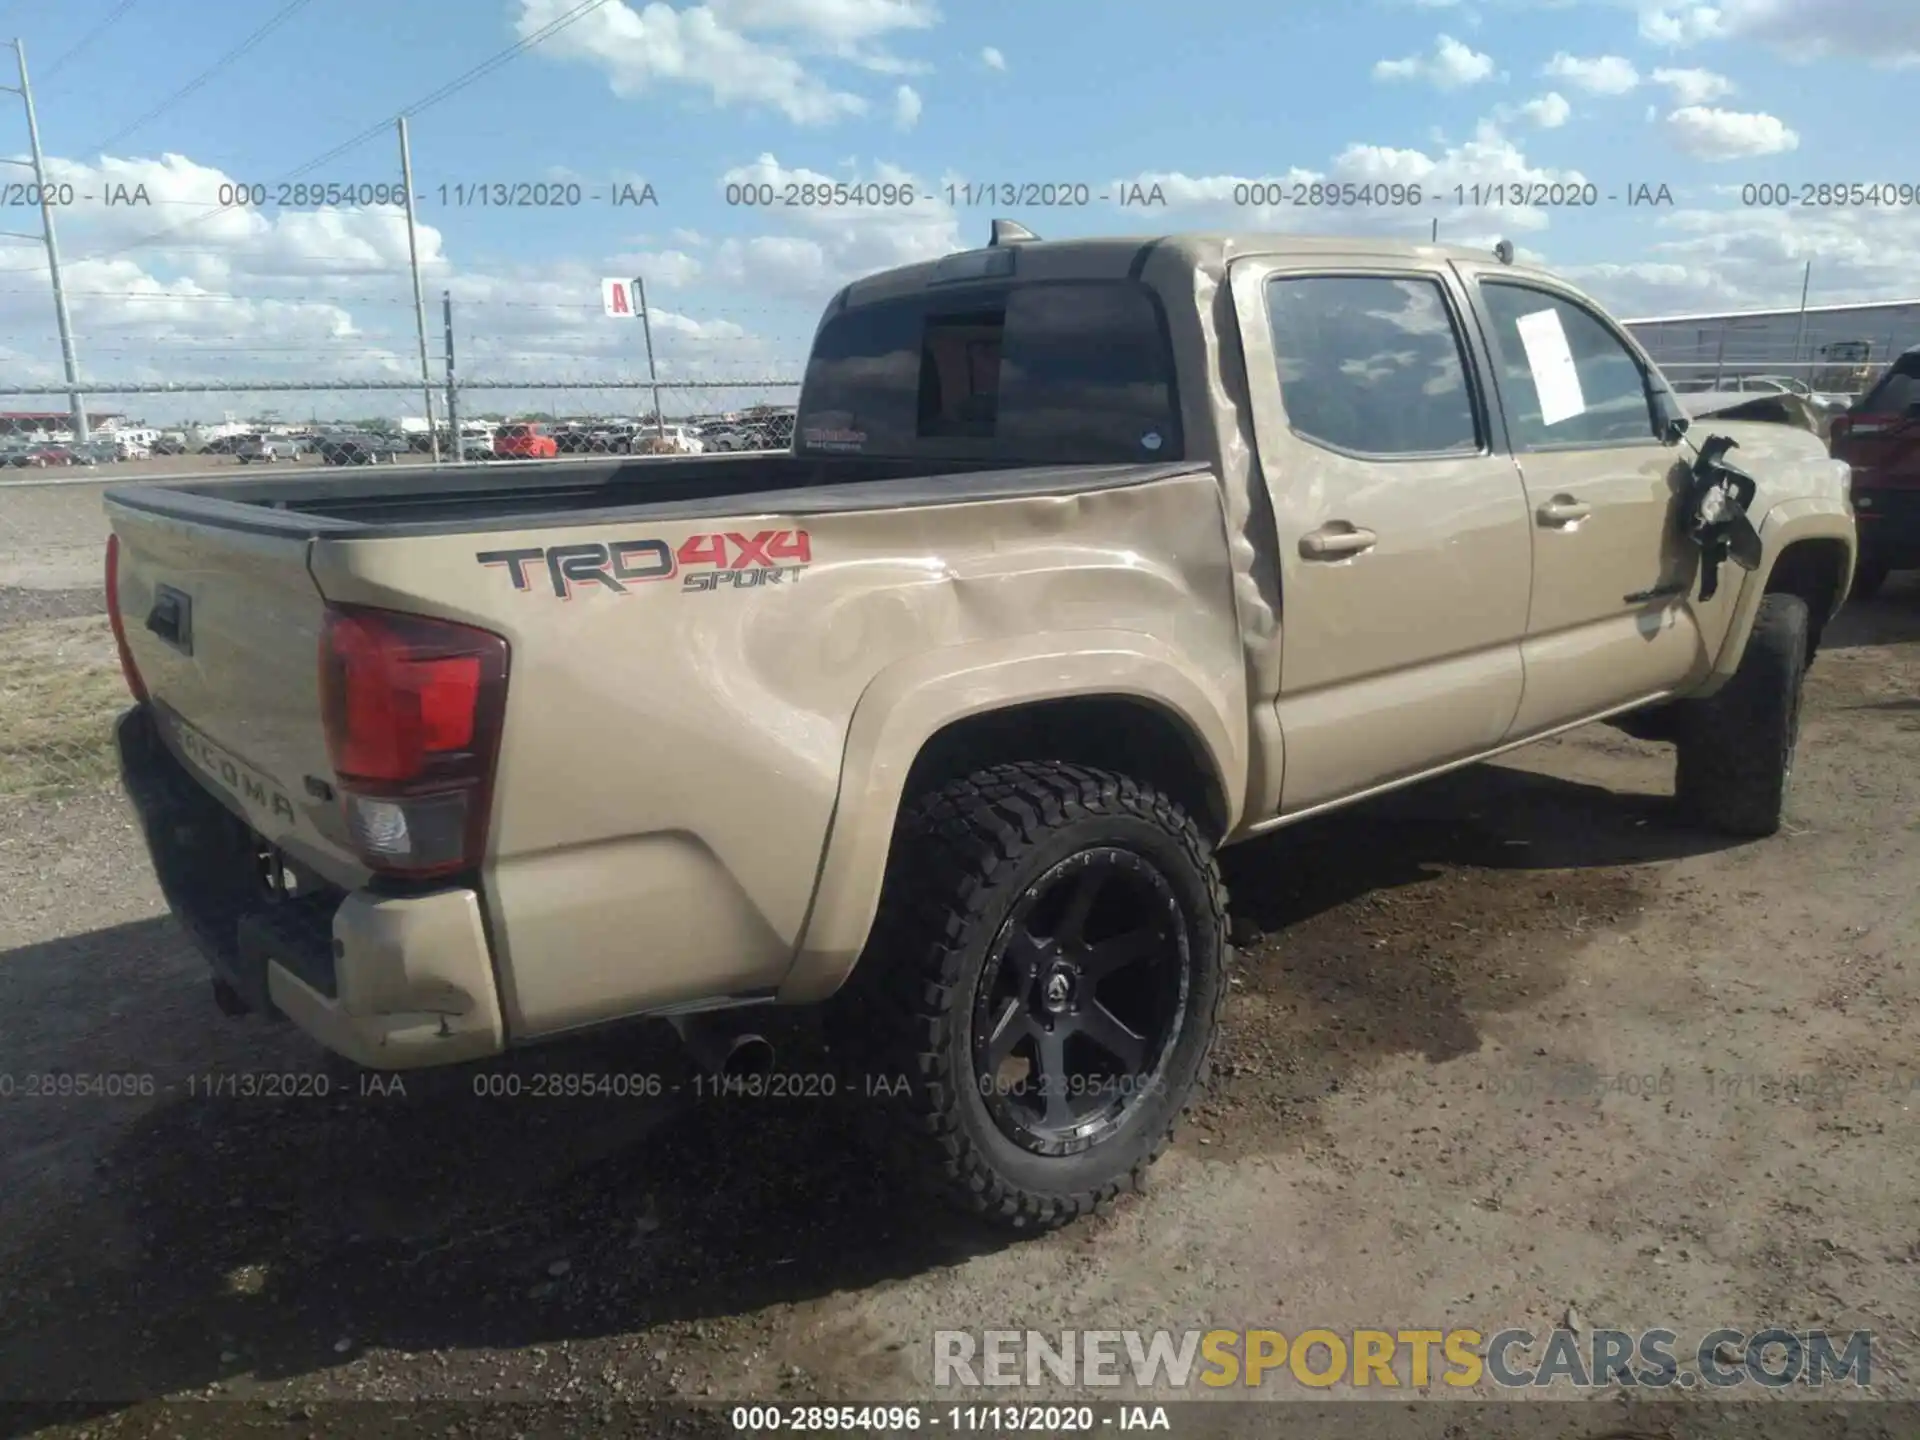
[1622,297,1920,393]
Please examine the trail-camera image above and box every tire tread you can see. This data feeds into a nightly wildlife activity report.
[845,761,1228,1232]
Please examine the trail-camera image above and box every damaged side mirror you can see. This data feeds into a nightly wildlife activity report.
[1681,434,1763,601]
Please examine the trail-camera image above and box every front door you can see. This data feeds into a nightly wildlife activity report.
[1456,268,1708,735]
[1228,260,1535,815]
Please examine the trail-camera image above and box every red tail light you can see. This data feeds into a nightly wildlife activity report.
[104,533,148,702]
[319,605,509,880]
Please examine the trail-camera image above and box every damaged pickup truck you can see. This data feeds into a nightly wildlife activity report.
[103,224,1856,1230]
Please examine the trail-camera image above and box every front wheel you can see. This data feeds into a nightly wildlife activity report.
[843,762,1228,1231]
[1674,593,1809,838]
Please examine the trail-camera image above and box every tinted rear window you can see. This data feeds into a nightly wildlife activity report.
[796,280,1183,463]
[1862,355,1920,414]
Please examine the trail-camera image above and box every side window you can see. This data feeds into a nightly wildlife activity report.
[1480,283,1657,447]
[1264,274,1481,457]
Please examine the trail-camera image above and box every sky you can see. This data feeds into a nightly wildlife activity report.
[1,0,1919,422]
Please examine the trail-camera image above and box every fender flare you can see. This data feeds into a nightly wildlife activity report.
[777,630,1246,1003]
[1694,499,1856,698]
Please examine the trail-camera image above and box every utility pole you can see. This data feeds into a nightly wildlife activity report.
[0,40,88,442]
[443,291,463,462]
[396,117,439,462]
[635,273,664,439]
[1790,260,1813,375]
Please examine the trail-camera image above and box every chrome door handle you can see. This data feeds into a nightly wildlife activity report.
[1299,522,1378,559]
[1537,495,1592,526]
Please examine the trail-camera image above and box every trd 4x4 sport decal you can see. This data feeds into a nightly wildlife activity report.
[478,529,812,599]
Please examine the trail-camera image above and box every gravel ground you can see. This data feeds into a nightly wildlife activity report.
[0,471,1916,1436]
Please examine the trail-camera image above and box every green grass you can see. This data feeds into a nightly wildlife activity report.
[0,616,132,799]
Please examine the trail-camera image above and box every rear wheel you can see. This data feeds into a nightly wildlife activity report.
[842,762,1228,1231]
[1675,593,1809,838]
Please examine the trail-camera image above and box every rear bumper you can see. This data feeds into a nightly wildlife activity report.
[116,704,506,1069]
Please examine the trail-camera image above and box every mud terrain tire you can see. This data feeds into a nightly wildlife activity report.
[1675,593,1809,839]
[842,762,1228,1232]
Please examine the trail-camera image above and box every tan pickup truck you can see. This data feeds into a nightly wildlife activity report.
[104,225,1856,1230]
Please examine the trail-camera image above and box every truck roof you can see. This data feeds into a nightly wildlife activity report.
[838,227,1552,307]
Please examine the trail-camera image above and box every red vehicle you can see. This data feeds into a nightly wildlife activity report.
[491,422,558,460]
[1829,345,1920,599]
[4,444,81,468]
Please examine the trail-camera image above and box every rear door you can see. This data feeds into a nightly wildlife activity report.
[1227,260,1534,814]
[1456,267,1705,735]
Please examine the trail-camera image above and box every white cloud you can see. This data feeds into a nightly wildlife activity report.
[980,45,1006,70]
[1541,51,1639,93]
[1640,0,1920,64]
[1122,122,1594,240]
[1638,4,1724,47]
[701,0,937,43]
[1663,104,1799,160]
[1519,91,1572,126]
[1372,34,1496,89]
[1563,205,1920,318]
[711,153,961,299]
[892,83,922,128]
[0,149,794,416]
[514,0,892,125]
[1650,65,1734,103]
[614,249,705,288]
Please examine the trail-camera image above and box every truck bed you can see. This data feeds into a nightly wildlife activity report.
[103,453,1210,538]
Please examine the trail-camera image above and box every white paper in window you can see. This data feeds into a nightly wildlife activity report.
[1514,308,1586,427]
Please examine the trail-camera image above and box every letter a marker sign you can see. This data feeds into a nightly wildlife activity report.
[601,277,637,317]
[601,276,664,440]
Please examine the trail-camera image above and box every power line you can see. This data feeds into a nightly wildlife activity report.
[89,0,319,153]
[72,0,616,266]
[38,0,144,85]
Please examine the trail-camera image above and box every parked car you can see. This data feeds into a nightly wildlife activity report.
[1828,344,1920,600]
[492,422,559,460]
[8,443,87,468]
[102,226,1855,1230]
[1745,374,1854,414]
[314,432,411,466]
[236,434,304,464]
[150,436,189,456]
[698,423,754,452]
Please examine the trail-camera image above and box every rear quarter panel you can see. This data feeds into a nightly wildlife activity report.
[308,469,1247,1039]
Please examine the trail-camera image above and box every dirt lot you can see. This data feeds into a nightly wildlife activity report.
[1,476,1916,1436]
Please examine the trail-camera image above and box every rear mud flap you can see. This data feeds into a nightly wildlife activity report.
[1682,434,1764,602]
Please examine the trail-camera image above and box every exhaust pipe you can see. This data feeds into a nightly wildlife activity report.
[669,1013,776,1078]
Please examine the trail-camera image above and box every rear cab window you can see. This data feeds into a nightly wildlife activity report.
[795,279,1183,464]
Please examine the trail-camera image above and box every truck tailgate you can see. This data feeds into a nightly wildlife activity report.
[108,504,362,883]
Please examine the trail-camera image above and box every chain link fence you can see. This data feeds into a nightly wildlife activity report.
[1627,315,1918,400]
[0,378,802,810]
